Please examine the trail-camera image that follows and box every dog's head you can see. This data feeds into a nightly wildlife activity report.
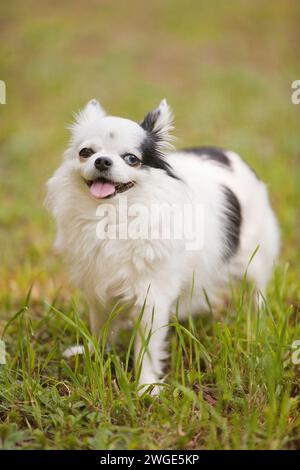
[66,99,176,200]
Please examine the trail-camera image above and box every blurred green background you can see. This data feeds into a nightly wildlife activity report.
[0,0,299,310]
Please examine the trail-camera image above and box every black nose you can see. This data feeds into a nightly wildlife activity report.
[94,157,113,171]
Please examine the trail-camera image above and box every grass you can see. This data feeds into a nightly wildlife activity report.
[0,0,300,450]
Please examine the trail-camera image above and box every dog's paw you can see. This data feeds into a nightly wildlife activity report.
[62,342,93,359]
[62,345,86,358]
[137,377,164,397]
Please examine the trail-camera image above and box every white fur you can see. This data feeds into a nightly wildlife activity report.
[46,99,280,393]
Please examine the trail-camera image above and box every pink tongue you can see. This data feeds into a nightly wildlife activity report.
[90,181,115,199]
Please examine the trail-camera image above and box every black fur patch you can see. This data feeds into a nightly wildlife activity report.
[140,134,179,179]
[221,185,242,260]
[140,109,162,142]
[180,146,232,168]
[140,110,179,179]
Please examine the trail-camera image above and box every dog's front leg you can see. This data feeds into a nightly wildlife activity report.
[88,300,106,339]
[63,299,105,358]
[134,295,171,395]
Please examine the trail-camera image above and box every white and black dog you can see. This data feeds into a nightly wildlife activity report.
[46,99,280,393]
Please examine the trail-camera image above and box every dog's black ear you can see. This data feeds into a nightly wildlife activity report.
[140,99,174,149]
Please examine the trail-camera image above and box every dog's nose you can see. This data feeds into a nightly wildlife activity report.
[94,157,113,171]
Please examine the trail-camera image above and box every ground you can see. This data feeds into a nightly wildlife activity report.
[0,0,300,450]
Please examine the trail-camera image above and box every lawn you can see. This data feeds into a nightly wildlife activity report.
[0,0,300,450]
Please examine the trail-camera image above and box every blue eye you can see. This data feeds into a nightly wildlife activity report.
[123,154,140,166]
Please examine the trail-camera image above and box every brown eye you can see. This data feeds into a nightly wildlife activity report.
[79,147,94,158]
[123,153,140,166]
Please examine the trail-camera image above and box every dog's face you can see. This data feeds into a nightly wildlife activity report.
[66,99,175,200]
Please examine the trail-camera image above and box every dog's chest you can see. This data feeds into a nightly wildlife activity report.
[68,219,173,302]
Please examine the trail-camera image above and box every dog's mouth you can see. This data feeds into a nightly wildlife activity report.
[84,177,135,199]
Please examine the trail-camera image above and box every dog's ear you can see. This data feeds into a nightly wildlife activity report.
[82,99,106,121]
[140,99,174,148]
[69,99,106,137]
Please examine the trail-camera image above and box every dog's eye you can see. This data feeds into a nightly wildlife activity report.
[123,154,140,166]
[79,148,94,158]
